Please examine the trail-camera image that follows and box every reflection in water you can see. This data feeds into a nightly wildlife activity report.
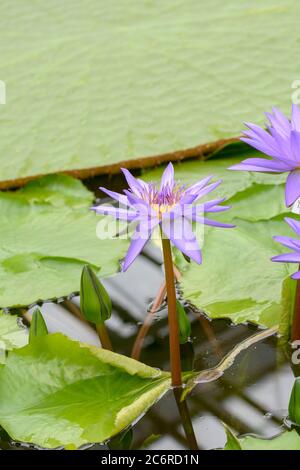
[0,244,296,450]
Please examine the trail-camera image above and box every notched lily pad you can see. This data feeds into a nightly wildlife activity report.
[0,334,171,449]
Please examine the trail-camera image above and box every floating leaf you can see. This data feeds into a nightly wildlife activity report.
[0,175,128,308]
[0,313,28,361]
[0,334,171,449]
[224,428,300,451]
[223,424,242,450]
[179,219,295,330]
[29,309,48,343]
[0,2,299,186]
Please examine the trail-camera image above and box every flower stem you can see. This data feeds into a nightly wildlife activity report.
[96,323,113,350]
[292,268,300,341]
[161,235,182,387]
[173,388,199,450]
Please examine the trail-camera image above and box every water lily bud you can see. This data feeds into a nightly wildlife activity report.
[80,265,112,324]
[289,377,300,425]
[176,300,191,344]
[29,308,48,343]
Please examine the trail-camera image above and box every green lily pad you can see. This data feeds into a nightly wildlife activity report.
[179,218,295,329]
[224,426,300,450]
[0,2,299,185]
[0,334,171,449]
[0,313,28,362]
[0,175,128,308]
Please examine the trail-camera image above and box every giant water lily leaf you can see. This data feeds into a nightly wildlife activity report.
[0,334,171,449]
[0,1,299,186]
[144,151,296,331]
[0,175,128,308]
[0,313,27,363]
[224,426,300,450]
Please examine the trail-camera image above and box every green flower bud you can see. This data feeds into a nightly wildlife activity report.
[289,377,300,425]
[176,300,191,344]
[80,265,112,325]
[29,308,48,343]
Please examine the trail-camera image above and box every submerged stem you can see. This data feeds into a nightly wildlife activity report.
[96,323,113,351]
[161,235,182,387]
[173,388,199,450]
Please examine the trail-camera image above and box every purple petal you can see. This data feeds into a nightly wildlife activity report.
[228,156,292,173]
[193,180,222,202]
[292,271,300,279]
[291,104,300,132]
[290,131,300,163]
[161,217,202,264]
[271,253,300,263]
[229,163,281,172]
[271,130,294,161]
[100,187,129,206]
[193,215,235,228]
[121,168,144,195]
[203,197,226,208]
[171,200,231,221]
[244,122,280,153]
[92,205,137,221]
[205,204,231,213]
[285,170,300,206]
[202,198,231,213]
[160,162,174,191]
[185,175,213,196]
[240,137,281,159]
[285,217,300,237]
[240,157,292,171]
[267,107,291,137]
[180,193,199,205]
[122,190,158,219]
[122,218,159,271]
[123,190,148,207]
[273,235,300,251]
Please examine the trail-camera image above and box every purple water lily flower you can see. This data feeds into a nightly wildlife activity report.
[92,163,234,271]
[229,104,300,206]
[272,217,300,279]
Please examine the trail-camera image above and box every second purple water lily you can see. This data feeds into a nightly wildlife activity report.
[229,104,300,207]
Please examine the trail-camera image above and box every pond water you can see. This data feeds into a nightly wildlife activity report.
[0,174,297,450]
